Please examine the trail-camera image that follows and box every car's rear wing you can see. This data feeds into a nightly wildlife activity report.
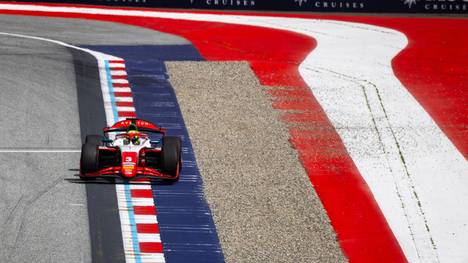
[103,118,166,134]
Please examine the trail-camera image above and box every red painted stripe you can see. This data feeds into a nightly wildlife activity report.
[267,88,310,98]
[272,98,316,111]
[281,112,321,123]
[116,101,134,107]
[110,67,126,71]
[131,189,153,198]
[114,92,132,97]
[139,242,163,253]
[112,75,128,80]
[133,206,157,215]
[136,223,160,234]
[109,59,125,63]
[112,83,130,88]
[118,111,136,118]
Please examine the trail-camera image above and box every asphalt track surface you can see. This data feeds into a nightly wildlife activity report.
[0,36,87,263]
[0,15,189,45]
[0,15,188,263]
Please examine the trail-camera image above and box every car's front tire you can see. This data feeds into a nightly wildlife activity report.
[80,143,99,180]
[85,135,103,145]
[161,136,182,182]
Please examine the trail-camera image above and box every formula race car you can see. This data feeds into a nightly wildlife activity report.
[79,118,181,182]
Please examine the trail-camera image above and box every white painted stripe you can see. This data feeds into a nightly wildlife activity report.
[138,233,161,243]
[130,184,153,190]
[112,78,129,84]
[103,104,116,114]
[113,87,132,93]
[116,185,139,263]
[140,253,165,263]
[122,239,138,249]
[117,106,136,112]
[135,214,159,224]
[122,239,136,251]
[120,231,160,243]
[115,193,130,199]
[109,62,125,67]
[132,198,157,207]
[0,149,80,153]
[110,70,127,76]
[114,96,133,102]
[100,60,119,124]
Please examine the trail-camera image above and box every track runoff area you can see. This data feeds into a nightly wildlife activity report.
[0,2,467,263]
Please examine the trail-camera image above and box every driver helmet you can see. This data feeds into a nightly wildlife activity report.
[127,123,138,133]
[127,123,140,145]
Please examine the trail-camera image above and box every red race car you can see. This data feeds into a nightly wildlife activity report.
[79,118,181,182]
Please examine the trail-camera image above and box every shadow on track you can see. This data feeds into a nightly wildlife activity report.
[65,171,175,185]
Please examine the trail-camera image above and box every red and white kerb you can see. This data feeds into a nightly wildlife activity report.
[108,60,137,119]
[106,59,165,263]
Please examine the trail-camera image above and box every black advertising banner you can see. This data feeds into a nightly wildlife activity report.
[11,0,468,13]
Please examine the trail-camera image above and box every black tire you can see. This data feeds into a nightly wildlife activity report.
[80,143,99,179]
[161,136,181,182]
[85,135,103,145]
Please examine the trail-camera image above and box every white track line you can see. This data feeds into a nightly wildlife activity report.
[0,149,81,153]
[1,4,467,263]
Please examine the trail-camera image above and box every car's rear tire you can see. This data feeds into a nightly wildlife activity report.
[85,135,103,145]
[161,136,181,182]
[80,143,99,179]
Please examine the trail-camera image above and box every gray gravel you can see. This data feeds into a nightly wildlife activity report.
[0,36,89,262]
[167,61,347,263]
